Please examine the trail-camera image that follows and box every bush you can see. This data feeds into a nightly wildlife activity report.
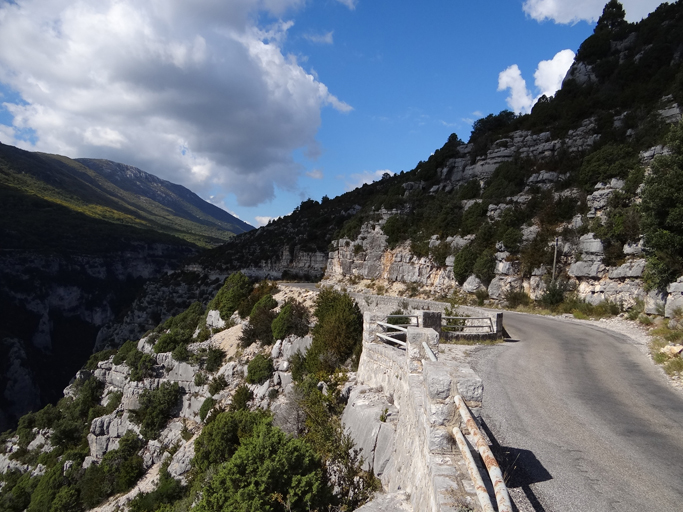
[452,245,477,285]
[246,355,274,385]
[473,249,496,285]
[237,280,279,319]
[207,272,253,321]
[205,348,225,373]
[240,307,277,347]
[127,350,155,382]
[249,295,278,318]
[79,431,144,508]
[271,300,310,340]
[113,340,137,365]
[386,309,410,325]
[540,281,565,307]
[192,409,269,472]
[171,344,189,362]
[85,349,117,371]
[128,463,184,512]
[195,421,329,512]
[199,398,216,423]
[194,373,208,386]
[230,385,254,412]
[504,289,530,308]
[474,289,489,306]
[132,383,182,440]
[208,375,228,396]
[306,289,363,375]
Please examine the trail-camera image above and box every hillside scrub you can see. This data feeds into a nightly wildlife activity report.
[246,354,274,385]
[206,272,253,321]
[271,299,310,340]
[304,288,363,375]
[642,122,683,291]
[131,382,182,439]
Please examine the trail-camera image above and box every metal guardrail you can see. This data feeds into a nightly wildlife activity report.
[453,426,495,512]
[454,395,512,512]
[443,316,494,333]
[374,315,418,348]
[422,341,437,361]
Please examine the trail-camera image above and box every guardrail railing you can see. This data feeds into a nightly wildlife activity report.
[453,395,512,512]
[443,316,494,333]
[374,315,418,349]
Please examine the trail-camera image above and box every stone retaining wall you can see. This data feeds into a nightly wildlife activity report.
[343,312,486,512]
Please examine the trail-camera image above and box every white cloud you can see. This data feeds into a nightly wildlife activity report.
[255,215,277,226]
[522,0,664,24]
[535,49,576,98]
[498,65,535,114]
[345,169,393,191]
[0,0,350,207]
[472,111,483,117]
[304,31,334,44]
[335,0,357,10]
[306,168,324,179]
[498,49,575,114]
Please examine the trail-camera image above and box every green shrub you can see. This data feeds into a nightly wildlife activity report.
[85,349,117,371]
[113,340,137,365]
[192,409,268,472]
[473,249,496,285]
[127,351,155,381]
[240,307,277,347]
[236,281,279,319]
[47,486,80,512]
[386,309,410,325]
[194,373,208,386]
[230,385,254,412]
[641,123,683,291]
[27,464,62,512]
[474,289,489,306]
[171,344,189,362]
[199,398,216,423]
[246,355,274,385]
[304,289,363,375]
[208,375,228,396]
[79,431,144,508]
[579,143,638,188]
[540,281,565,307]
[452,245,477,285]
[132,383,182,440]
[271,300,310,340]
[249,295,278,318]
[205,348,225,373]
[207,272,253,322]
[128,463,184,512]
[195,421,328,512]
[504,289,530,308]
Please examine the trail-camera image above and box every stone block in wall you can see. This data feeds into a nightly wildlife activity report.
[423,362,453,400]
[428,426,455,454]
[453,366,483,405]
[417,312,442,336]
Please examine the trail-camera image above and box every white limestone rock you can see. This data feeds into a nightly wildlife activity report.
[205,310,226,330]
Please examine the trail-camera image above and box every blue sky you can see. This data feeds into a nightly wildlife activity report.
[0,0,664,227]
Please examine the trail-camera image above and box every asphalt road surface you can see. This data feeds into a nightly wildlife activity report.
[471,312,683,512]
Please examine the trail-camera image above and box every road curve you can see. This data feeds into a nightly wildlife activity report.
[471,312,683,512]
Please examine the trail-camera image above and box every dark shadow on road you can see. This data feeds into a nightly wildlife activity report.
[479,418,552,512]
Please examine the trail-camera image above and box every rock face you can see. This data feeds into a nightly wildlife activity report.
[0,244,195,431]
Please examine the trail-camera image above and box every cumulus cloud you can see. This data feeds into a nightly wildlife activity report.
[306,168,324,179]
[498,49,575,114]
[522,0,664,24]
[0,0,351,207]
[345,169,393,191]
[304,31,334,44]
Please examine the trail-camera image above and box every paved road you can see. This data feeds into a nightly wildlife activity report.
[471,312,683,512]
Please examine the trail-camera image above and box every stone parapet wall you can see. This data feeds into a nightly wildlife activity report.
[346,312,485,511]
